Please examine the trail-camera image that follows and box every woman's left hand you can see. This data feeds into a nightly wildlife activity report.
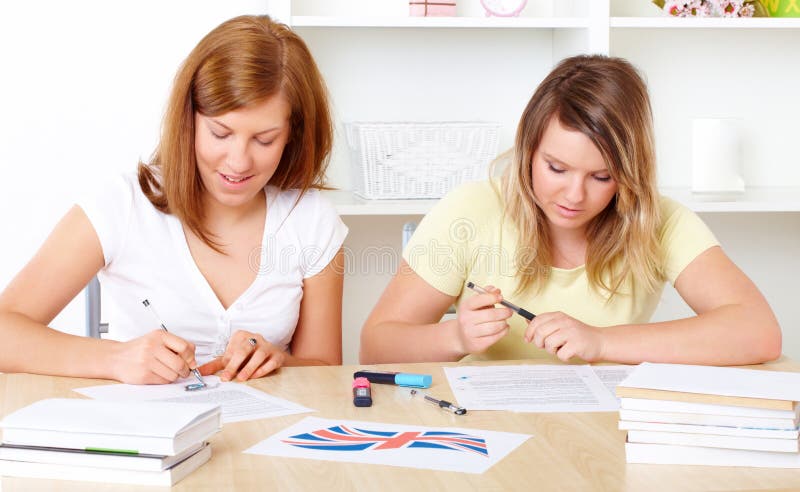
[523,312,605,362]
[197,331,286,381]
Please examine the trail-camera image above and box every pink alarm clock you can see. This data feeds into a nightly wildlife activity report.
[481,0,528,17]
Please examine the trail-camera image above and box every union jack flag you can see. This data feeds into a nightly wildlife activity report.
[282,425,488,457]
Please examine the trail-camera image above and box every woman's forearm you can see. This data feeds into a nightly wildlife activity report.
[600,303,781,365]
[284,352,341,367]
[0,312,117,378]
[360,318,464,364]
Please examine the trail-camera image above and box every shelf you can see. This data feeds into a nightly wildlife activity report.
[611,16,800,29]
[291,16,591,29]
[290,15,800,30]
[327,187,800,216]
[659,187,800,213]
[324,190,439,216]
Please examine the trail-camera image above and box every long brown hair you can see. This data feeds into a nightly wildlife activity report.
[138,15,333,250]
[503,54,663,299]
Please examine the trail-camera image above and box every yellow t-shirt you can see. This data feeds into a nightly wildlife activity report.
[402,180,719,361]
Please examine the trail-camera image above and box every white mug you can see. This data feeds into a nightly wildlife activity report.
[691,118,745,195]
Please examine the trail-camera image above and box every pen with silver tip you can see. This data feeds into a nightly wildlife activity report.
[423,394,467,415]
[142,299,206,386]
[466,281,536,321]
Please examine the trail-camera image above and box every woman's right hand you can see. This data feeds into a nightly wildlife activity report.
[110,330,198,384]
[455,285,513,356]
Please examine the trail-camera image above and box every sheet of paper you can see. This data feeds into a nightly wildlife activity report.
[618,362,800,401]
[245,416,529,474]
[592,365,637,399]
[444,365,632,412]
[74,376,312,423]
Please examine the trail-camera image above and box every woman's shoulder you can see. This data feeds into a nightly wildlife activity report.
[268,186,335,215]
[407,180,504,248]
[78,171,152,264]
[267,186,344,238]
[81,172,140,212]
[436,179,504,216]
[655,195,719,281]
[657,194,684,214]
[656,194,697,226]
[96,171,138,194]
[95,171,158,204]
[656,194,716,247]
[267,186,348,259]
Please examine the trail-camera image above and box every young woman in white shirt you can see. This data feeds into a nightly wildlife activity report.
[0,15,347,384]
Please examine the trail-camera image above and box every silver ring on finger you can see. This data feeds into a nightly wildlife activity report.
[248,337,257,348]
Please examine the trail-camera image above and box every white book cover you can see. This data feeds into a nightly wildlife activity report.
[625,441,800,468]
[0,441,205,471]
[619,420,800,439]
[618,363,800,401]
[0,398,220,456]
[0,442,211,486]
[626,429,800,453]
[620,397,799,419]
[619,409,798,430]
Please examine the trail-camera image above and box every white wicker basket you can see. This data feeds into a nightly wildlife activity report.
[344,121,501,199]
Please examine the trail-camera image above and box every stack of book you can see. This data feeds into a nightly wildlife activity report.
[0,398,221,486]
[616,363,800,468]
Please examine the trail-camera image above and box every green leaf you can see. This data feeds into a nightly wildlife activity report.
[652,0,666,8]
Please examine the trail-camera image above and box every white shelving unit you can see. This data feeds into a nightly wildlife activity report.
[658,187,800,213]
[326,187,800,215]
[274,0,800,214]
[324,190,439,216]
[291,15,591,28]
[611,16,800,28]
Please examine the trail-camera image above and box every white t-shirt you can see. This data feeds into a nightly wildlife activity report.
[79,173,348,364]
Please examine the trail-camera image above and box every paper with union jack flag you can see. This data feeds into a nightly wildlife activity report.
[244,416,530,473]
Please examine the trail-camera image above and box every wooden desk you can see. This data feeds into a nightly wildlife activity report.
[2,359,800,491]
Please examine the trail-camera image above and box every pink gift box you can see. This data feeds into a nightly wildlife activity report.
[409,1,456,16]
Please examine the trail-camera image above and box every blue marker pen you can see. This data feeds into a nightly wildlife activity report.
[353,371,432,388]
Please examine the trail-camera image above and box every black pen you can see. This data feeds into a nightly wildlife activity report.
[466,281,536,321]
[414,391,467,415]
[142,299,206,387]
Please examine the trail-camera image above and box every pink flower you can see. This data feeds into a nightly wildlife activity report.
[693,4,712,16]
[717,1,742,17]
[739,4,755,16]
[657,0,759,17]
[664,1,701,17]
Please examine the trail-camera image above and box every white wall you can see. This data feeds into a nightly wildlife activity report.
[0,1,267,335]
[612,28,800,188]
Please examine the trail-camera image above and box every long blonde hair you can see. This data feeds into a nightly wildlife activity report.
[503,55,663,299]
[138,15,333,250]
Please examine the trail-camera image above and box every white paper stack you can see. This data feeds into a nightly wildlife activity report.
[617,363,800,468]
[0,398,221,486]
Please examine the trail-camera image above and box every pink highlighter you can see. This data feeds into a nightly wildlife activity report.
[353,377,372,407]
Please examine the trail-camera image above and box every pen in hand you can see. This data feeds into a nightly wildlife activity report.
[466,281,536,321]
[142,299,206,387]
